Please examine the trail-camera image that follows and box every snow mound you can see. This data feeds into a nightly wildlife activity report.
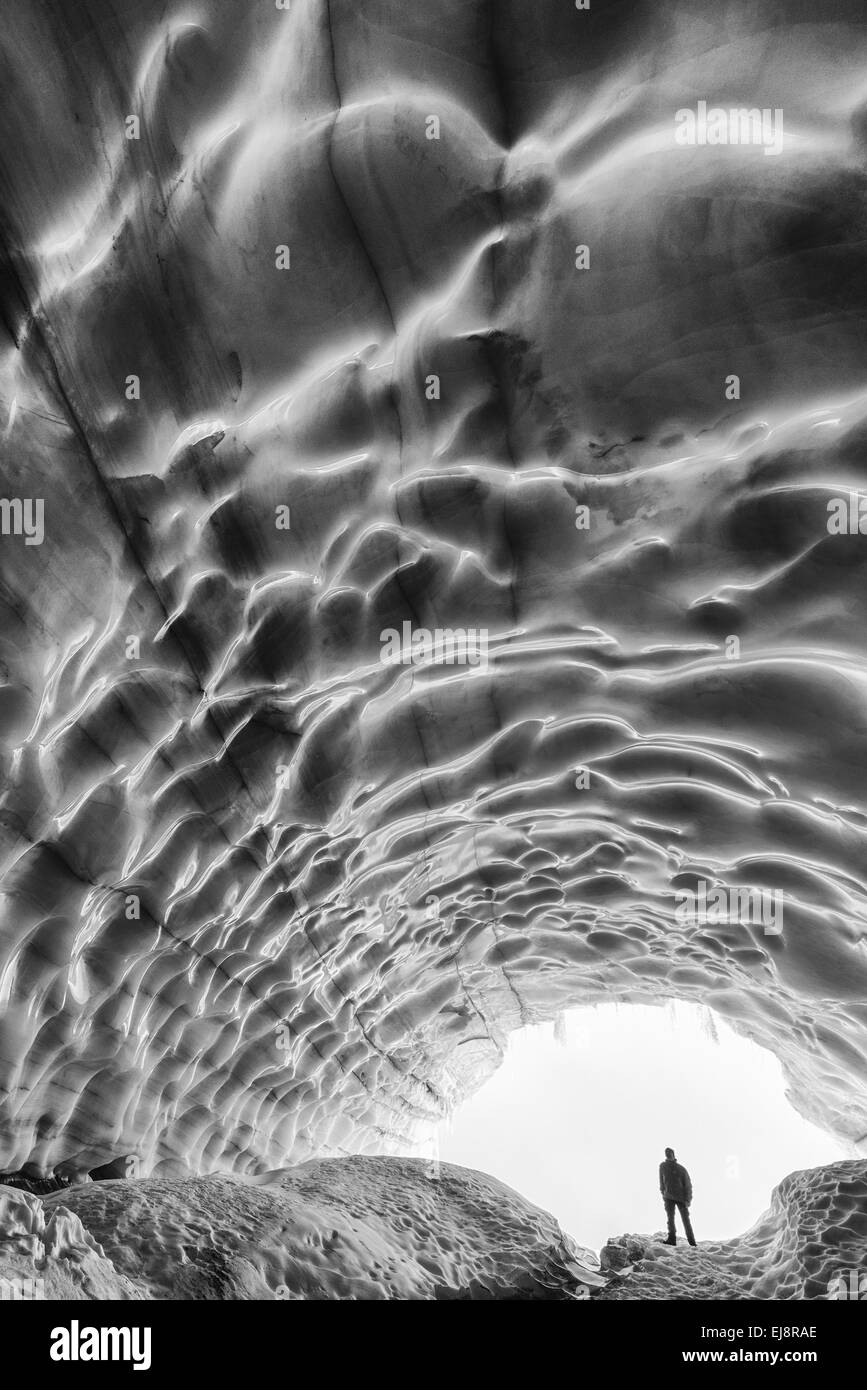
[35,1157,598,1300]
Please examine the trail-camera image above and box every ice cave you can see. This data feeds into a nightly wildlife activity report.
[0,0,865,1302]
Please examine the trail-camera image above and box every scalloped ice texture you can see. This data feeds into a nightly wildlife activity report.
[1,0,867,1183]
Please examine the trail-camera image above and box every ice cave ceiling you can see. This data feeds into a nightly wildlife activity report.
[1,0,867,1180]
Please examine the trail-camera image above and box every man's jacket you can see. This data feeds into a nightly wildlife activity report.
[659,1158,693,1205]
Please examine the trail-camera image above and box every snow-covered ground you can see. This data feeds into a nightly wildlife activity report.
[1,1156,863,1300]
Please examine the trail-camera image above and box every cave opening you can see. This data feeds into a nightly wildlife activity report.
[434,1001,847,1252]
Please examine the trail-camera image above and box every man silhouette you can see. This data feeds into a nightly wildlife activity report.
[659,1146,696,1246]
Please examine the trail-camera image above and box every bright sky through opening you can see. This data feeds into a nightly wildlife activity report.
[437,1002,846,1252]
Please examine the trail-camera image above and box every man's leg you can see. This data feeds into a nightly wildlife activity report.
[678,1202,697,1246]
[664,1199,677,1243]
